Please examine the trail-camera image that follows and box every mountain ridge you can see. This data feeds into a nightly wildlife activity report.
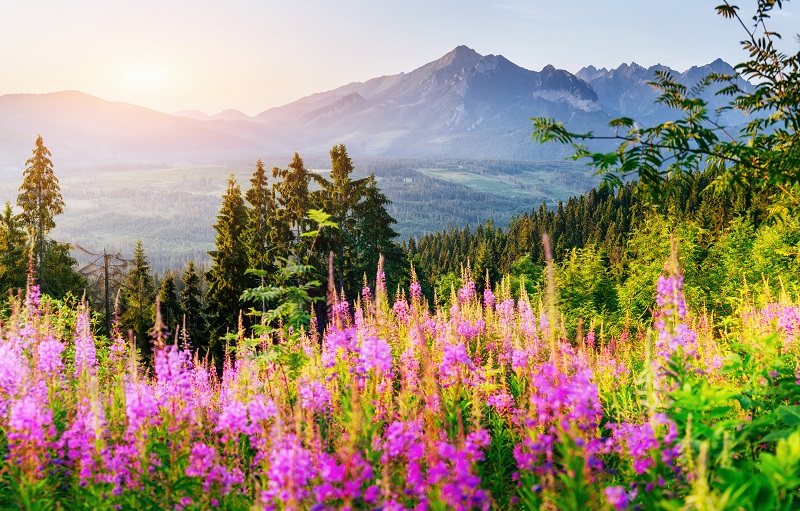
[0,48,748,169]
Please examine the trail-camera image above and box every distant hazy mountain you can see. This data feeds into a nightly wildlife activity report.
[0,48,749,169]
[576,59,753,125]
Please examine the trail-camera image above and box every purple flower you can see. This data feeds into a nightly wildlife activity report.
[249,394,279,424]
[63,399,105,486]
[7,393,54,447]
[458,280,477,303]
[392,299,410,322]
[262,434,315,508]
[486,392,513,412]
[410,281,423,301]
[358,336,393,373]
[483,288,495,310]
[297,378,331,413]
[125,381,160,433]
[605,485,636,510]
[37,336,64,375]
[439,343,476,388]
[215,399,249,440]
[74,310,97,377]
[322,327,357,368]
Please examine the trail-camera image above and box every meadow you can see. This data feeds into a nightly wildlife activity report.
[1,242,798,510]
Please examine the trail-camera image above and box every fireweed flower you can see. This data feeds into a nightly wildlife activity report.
[514,363,605,478]
[322,327,358,368]
[458,281,477,304]
[154,345,195,426]
[483,287,495,310]
[74,309,97,377]
[262,434,316,509]
[486,392,514,412]
[654,273,698,381]
[298,378,331,413]
[605,485,637,510]
[215,399,249,440]
[37,335,65,375]
[358,336,393,374]
[439,342,476,388]
[125,381,160,434]
[744,303,800,347]
[0,341,29,402]
[331,300,351,327]
[392,298,410,323]
[25,284,42,314]
[6,391,55,478]
[410,280,423,301]
[63,398,106,486]
[456,319,485,340]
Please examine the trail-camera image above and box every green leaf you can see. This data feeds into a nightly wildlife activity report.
[778,405,800,426]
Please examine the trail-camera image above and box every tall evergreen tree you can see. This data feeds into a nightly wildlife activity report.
[16,135,64,282]
[272,152,323,258]
[354,174,402,292]
[318,145,367,296]
[205,176,249,356]
[158,271,182,337]
[243,160,277,293]
[121,240,156,359]
[180,259,204,350]
[0,202,28,297]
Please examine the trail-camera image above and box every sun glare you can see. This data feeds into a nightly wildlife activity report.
[126,66,164,89]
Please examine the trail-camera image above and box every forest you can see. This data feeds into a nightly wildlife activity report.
[0,1,800,509]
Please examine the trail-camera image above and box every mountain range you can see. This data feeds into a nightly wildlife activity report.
[0,46,750,170]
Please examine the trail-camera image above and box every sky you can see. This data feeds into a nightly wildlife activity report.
[1,1,798,116]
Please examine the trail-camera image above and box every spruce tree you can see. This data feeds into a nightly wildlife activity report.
[319,144,367,295]
[17,135,64,282]
[243,160,276,293]
[158,271,182,336]
[354,174,402,292]
[272,152,323,258]
[121,240,156,359]
[0,202,28,297]
[205,176,249,357]
[180,259,204,350]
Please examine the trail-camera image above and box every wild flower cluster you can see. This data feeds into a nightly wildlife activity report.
[1,259,799,510]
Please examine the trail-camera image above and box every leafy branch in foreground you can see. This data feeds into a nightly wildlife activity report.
[533,0,800,214]
[240,209,337,336]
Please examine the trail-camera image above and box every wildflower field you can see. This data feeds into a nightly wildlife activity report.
[2,250,800,511]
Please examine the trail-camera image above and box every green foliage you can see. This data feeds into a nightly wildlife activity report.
[16,135,64,272]
[532,0,800,216]
[205,176,250,359]
[179,259,205,349]
[555,245,617,334]
[120,240,156,358]
[158,271,182,334]
[0,202,28,298]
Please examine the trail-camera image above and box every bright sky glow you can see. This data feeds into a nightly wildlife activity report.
[1,1,798,115]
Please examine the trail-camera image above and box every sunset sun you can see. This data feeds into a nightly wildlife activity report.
[125,65,164,89]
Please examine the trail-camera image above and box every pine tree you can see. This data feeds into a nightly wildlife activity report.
[180,259,204,350]
[121,240,156,359]
[16,135,64,282]
[158,271,182,336]
[354,174,402,293]
[272,152,323,258]
[205,176,249,356]
[0,202,28,297]
[319,145,368,295]
[243,160,276,293]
